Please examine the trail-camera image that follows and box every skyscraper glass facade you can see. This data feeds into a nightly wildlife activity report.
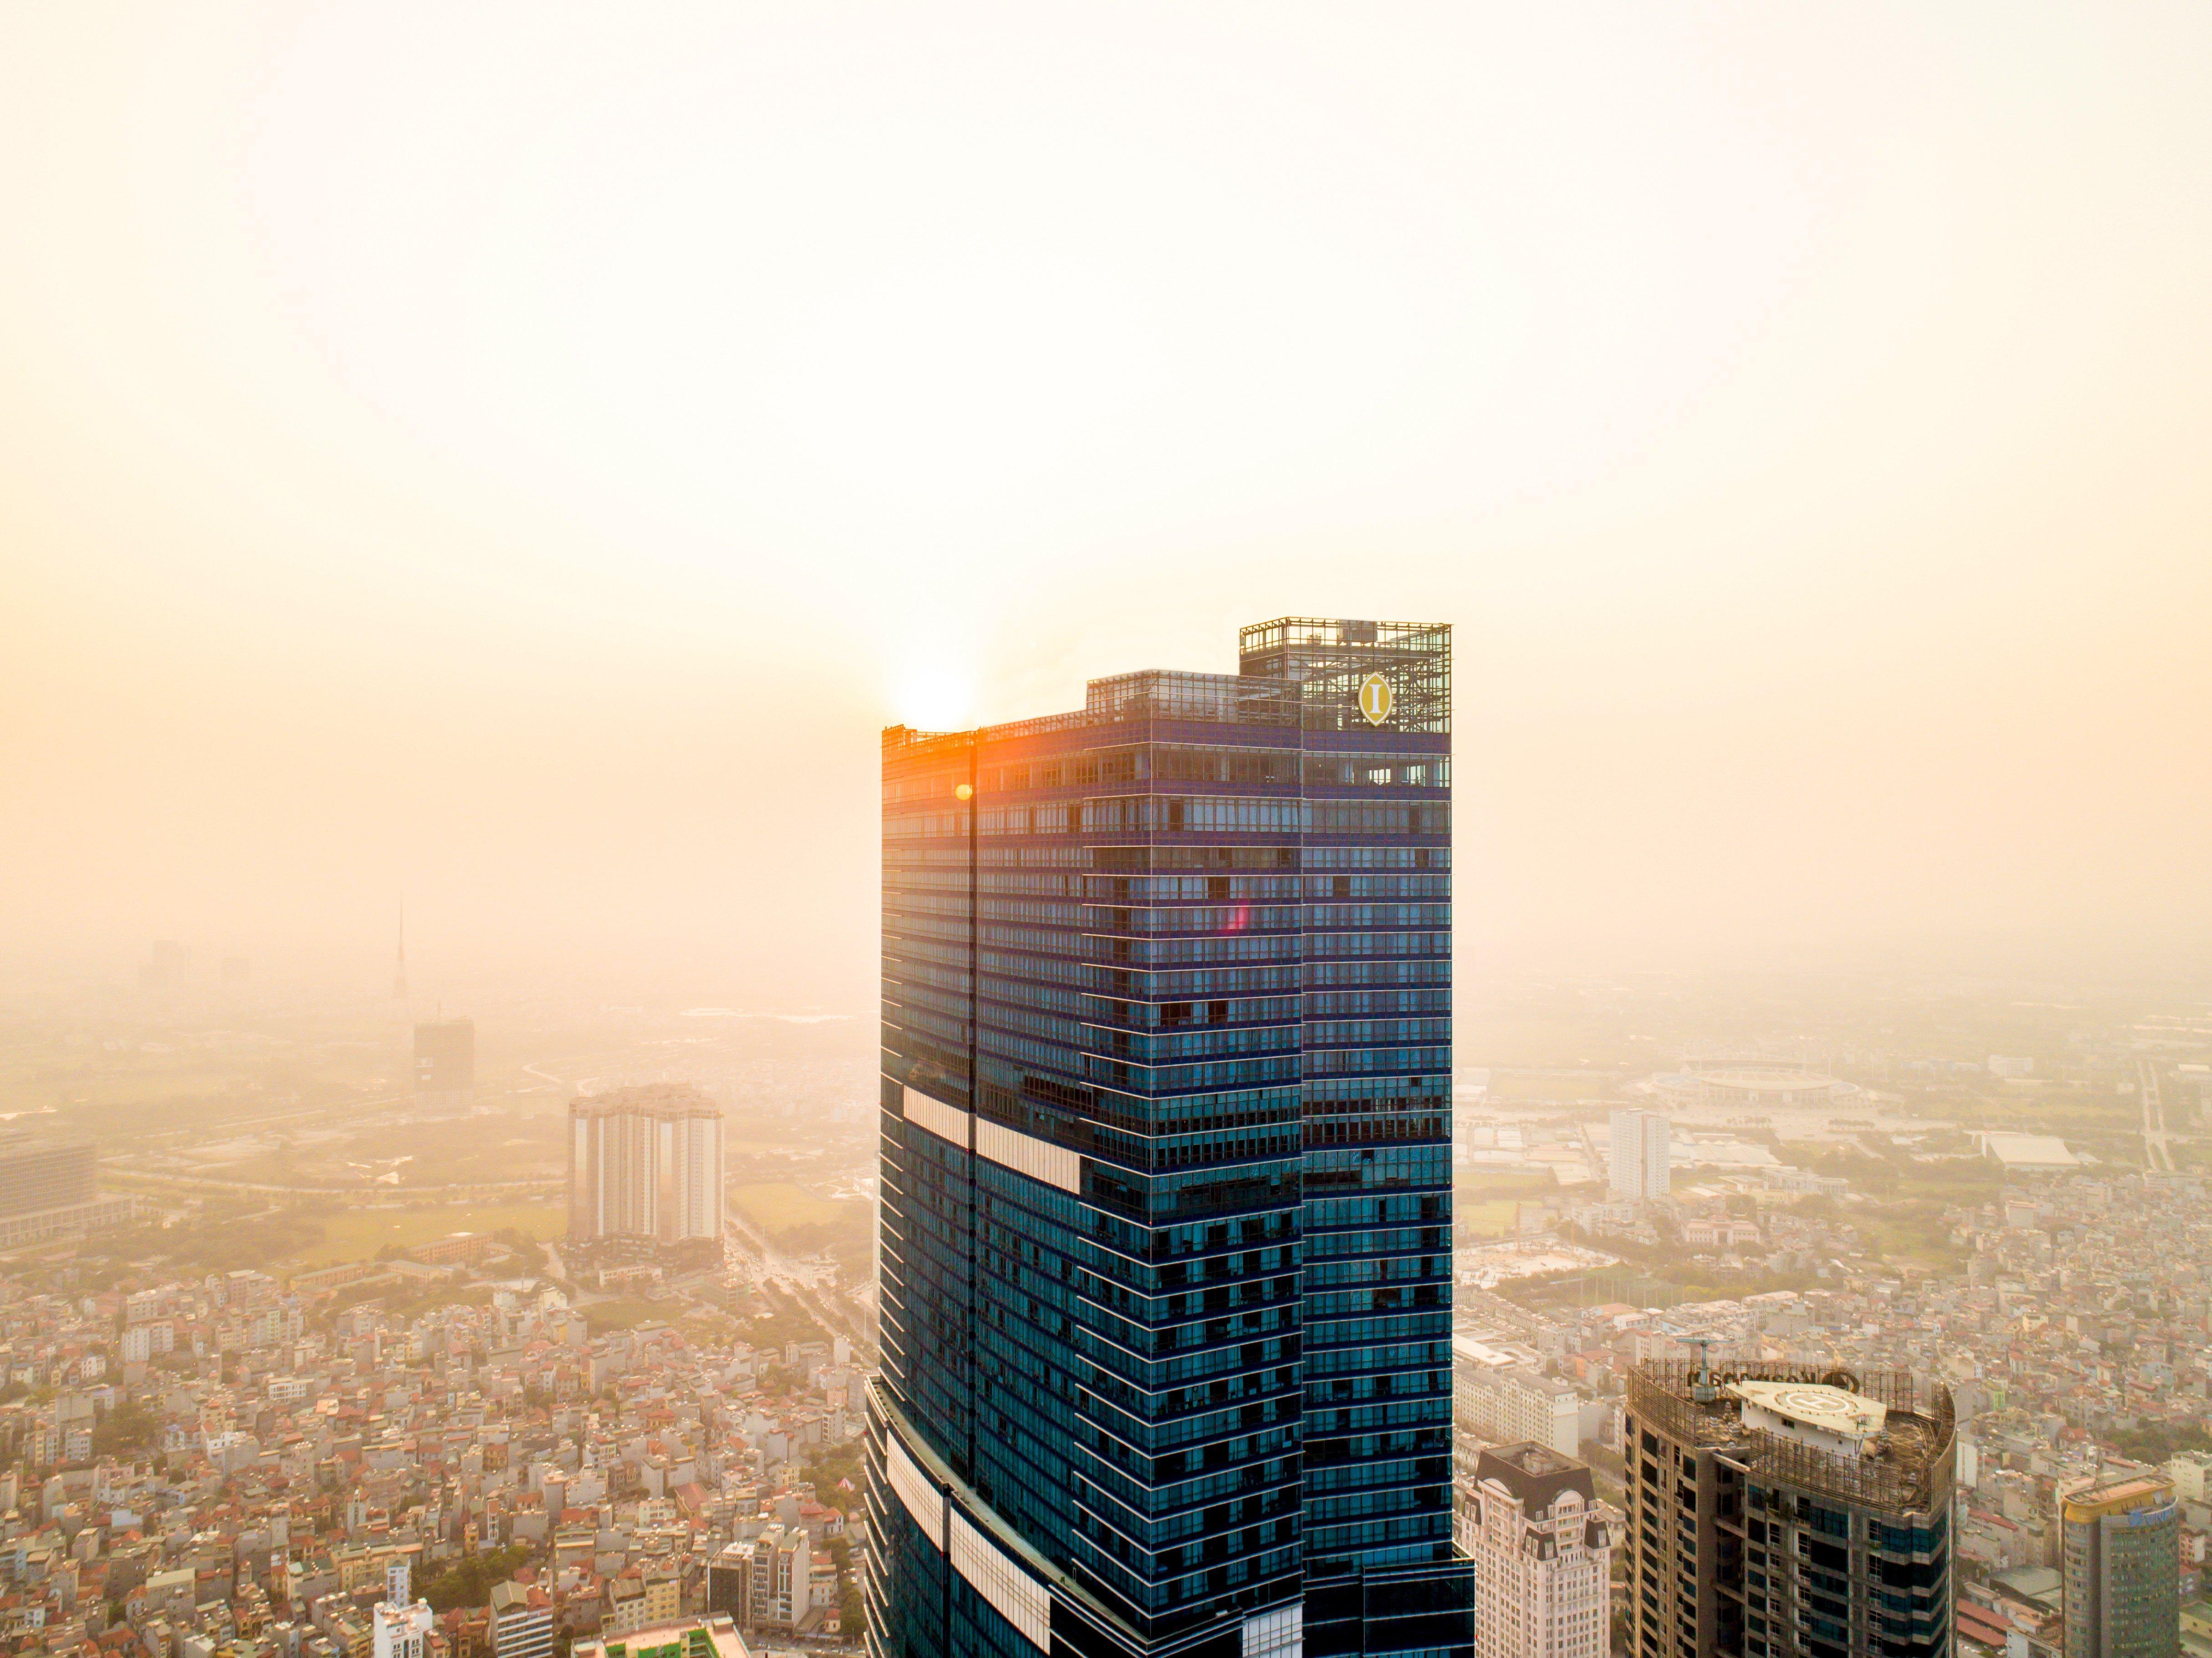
[2062,1474,2181,1658]
[866,618,1470,1658]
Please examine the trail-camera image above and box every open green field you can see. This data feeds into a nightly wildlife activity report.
[582,1297,677,1333]
[151,1111,567,1191]
[1456,1168,1561,1199]
[1940,1088,2138,1134]
[1459,1200,1521,1238]
[290,1202,565,1268]
[1485,1072,1613,1101]
[1857,1212,1967,1273]
[733,1182,856,1234]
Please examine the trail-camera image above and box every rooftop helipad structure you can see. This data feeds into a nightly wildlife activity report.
[1726,1379,1888,1448]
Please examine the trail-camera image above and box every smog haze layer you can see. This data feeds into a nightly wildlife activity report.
[4,4,2211,1011]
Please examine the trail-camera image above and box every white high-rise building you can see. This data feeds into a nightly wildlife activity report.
[372,1560,433,1658]
[742,1525,815,1632]
[568,1084,725,1245]
[1459,1363,1582,1458]
[1608,1109,1670,1203]
[1461,1443,1617,1658]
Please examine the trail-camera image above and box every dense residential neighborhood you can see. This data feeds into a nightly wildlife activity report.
[1450,1167,2212,1658]
[0,1254,869,1658]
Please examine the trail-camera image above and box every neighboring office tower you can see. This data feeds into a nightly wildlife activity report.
[705,1541,753,1625]
[1608,1110,1670,1203]
[568,1085,725,1245]
[0,1134,95,1218]
[413,1017,476,1093]
[1460,1443,1617,1658]
[2062,1472,2180,1658]
[870,618,1469,1658]
[1623,1362,1954,1658]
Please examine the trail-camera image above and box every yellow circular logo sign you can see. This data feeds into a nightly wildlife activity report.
[1358,672,1394,726]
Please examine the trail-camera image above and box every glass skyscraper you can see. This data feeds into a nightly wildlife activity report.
[865,618,1469,1658]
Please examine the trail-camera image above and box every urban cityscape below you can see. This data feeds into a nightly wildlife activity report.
[5,7,2210,1658]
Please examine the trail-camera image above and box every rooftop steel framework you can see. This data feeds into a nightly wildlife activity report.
[1238,616,1452,734]
[1628,1361,1956,1516]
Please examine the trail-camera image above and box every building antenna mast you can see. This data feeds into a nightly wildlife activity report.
[1659,1323,1718,1401]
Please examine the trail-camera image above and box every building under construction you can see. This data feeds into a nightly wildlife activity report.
[1623,1359,1954,1658]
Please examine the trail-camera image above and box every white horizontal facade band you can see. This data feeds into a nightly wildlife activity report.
[886,1434,944,1548]
[975,1116,1081,1193]
[949,1507,1053,1650]
[900,1086,971,1148]
[899,1084,1080,1194]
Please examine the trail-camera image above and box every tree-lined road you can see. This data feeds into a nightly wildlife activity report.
[725,1197,873,1358]
[2140,1057,2176,1174]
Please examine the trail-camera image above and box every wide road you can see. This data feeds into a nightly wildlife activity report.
[725,1197,873,1357]
[2140,1057,2176,1173]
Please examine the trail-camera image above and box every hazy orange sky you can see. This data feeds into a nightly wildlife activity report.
[4,4,2209,1007]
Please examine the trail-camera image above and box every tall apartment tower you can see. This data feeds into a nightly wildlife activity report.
[1459,1443,1616,1658]
[568,1085,726,1246]
[869,619,1469,1658]
[2062,1473,2180,1658]
[1623,1362,1953,1658]
[1608,1110,1670,1203]
[744,1525,816,1634]
[372,1560,433,1658]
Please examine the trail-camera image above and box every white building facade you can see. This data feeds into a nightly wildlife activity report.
[1608,1109,1670,1203]
[568,1084,726,1245]
[1457,1355,1582,1458]
[489,1582,554,1658]
[1462,1443,1617,1658]
[372,1561,433,1658]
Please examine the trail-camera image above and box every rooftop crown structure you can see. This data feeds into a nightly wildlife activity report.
[1462,1443,1617,1658]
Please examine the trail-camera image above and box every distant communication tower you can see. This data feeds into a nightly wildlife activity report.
[393,898,408,1001]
